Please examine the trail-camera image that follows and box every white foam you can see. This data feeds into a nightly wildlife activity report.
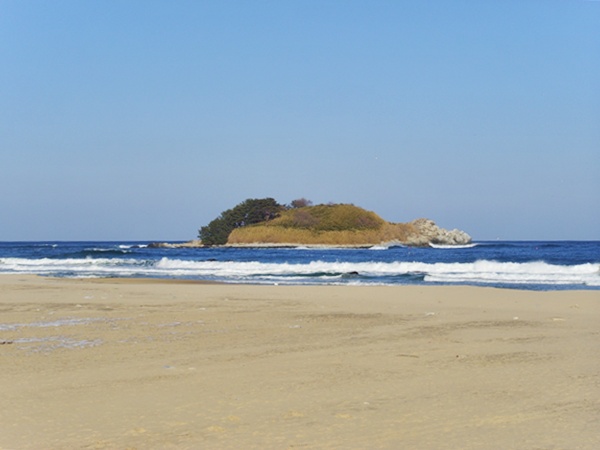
[154,258,600,286]
[429,243,478,249]
[0,257,144,276]
[423,261,600,286]
[0,317,106,331]
[369,245,389,250]
[1,256,598,287]
[13,336,103,351]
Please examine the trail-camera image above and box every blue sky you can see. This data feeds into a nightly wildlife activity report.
[1,1,598,241]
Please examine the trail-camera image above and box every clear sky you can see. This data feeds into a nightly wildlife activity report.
[1,1,598,241]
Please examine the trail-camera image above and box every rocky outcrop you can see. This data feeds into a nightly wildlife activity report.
[148,240,204,248]
[405,219,472,247]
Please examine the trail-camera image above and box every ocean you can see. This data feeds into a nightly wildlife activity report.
[0,241,598,291]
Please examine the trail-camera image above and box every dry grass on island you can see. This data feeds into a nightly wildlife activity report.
[228,204,418,246]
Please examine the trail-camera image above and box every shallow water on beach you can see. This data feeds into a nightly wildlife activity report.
[0,241,598,290]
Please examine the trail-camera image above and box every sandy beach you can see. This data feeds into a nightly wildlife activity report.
[0,275,598,449]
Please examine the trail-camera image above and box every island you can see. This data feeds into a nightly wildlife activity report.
[151,198,472,248]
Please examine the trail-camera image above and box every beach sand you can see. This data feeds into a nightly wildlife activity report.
[0,275,598,449]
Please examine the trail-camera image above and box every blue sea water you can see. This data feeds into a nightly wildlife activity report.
[0,241,598,290]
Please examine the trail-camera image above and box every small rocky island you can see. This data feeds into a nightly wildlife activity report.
[152,198,472,248]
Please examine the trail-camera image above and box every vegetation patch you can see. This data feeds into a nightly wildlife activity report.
[269,204,384,232]
[198,197,420,246]
[198,198,284,246]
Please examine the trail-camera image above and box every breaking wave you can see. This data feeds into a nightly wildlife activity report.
[428,243,479,249]
[1,256,598,288]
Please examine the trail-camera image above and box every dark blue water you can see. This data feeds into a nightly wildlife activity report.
[0,241,598,290]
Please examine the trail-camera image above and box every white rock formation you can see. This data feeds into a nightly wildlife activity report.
[406,219,472,246]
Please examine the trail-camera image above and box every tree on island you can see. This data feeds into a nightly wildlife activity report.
[198,198,284,245]
[290,198,313,208]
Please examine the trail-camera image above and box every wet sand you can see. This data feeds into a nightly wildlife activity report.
[1,275,599,449]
